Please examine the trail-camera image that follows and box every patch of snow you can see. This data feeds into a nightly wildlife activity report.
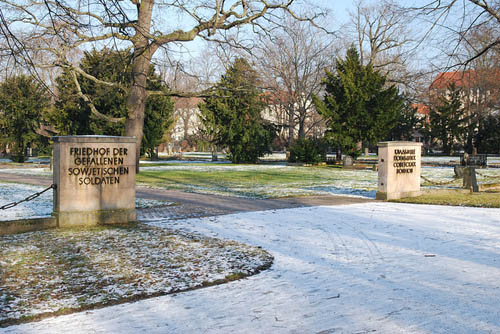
[3,203,500,333]
[0,225,272,323]
[0,183,53,220]
[0,168,52,176]
[0,183,174,221]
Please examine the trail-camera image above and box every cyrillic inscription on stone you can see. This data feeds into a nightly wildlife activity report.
[377,141,422,200]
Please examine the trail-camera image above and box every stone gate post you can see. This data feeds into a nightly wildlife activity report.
[376,141,423,200]
[52,136,137,227]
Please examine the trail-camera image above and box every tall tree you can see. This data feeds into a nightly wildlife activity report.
[0,75,49,162]
[0,0,322,171]
[390,101,424,141]
[46,49,174,155]
[199,58,274,163]
[314,47,403,158]
[257,18,334,146]
[427,83,468,155]
[404,0,500,67]
[348,0,419,90]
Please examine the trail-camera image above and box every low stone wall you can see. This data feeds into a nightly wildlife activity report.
[0,217,57,235]
[0,210,138,235]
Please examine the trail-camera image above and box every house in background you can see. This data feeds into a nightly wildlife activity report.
[429,69,499,115]
[262,90,326,150]
[410,103,430,144]
[171,97,203,142]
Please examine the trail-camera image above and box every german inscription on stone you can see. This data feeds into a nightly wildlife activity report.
[68,147,130,185]
[52,136,137,227]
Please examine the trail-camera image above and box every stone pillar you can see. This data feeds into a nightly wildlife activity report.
[376,141,422,200]
[53,136,137,227]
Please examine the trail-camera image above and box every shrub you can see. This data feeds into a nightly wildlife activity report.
[288,138,326,164]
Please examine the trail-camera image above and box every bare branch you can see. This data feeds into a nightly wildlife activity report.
[69,68,125,123]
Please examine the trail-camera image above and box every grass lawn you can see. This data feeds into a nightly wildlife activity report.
[393,190,500,208]
[136,164,377,198]
[0,224,272,326]
[136,163,500,199]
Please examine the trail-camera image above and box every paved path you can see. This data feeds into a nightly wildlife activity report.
[0,172,374,219]
[2,203,500,333]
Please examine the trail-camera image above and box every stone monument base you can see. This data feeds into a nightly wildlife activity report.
[53,136,137,227]
[55,209,136,228]
[377,141,423,201]
[376,190,421,200]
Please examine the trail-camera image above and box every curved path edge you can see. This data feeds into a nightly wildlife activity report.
[0,172,375,219]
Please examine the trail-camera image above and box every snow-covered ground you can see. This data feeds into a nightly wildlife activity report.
[0,183,171,221]
[2,202,499,334]
[422,156,500,165]
[2,164,500,203]
[0,183,53,220]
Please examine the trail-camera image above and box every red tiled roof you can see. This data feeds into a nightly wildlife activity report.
[412,103,430,115]
[430,69,500,90]
[429,70,477,90]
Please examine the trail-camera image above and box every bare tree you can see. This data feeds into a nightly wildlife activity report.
[405,1,500,152]
[346,0,420,90]
[405,0,500,68]
[0,0,323,171]
[256,18,335,148]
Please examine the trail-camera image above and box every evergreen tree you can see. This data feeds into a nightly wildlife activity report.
[142,94,174,158]
[0,75,49,162]
[313,47,403,158]
[199,58,275,163]
[475,114,500,154]
[427,83,468,155]
[47,49,173,155]
[390,101,423,141]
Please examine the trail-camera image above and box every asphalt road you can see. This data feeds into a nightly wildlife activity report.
[0,171,375,219]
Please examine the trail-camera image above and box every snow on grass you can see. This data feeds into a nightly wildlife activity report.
[138,164,499,199]
[3,203,499,333]
[422,155,500,164]
[0,168,52,177]
[0,182,53,220]
[2,164,499,205]
[0,224,272,326]
[138,165,379,198]
[0,183,173,221]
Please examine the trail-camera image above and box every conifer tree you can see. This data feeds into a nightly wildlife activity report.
[427,83,468,155]
[390,100,424,141]
[47,49,173,157]
[0,75,49,162]
[199,58,275,163]
[475,114,500,154]
[313,47,403,158]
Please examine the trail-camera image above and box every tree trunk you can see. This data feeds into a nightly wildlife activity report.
[125,0,155,173]
[298,118,306,139]
[125,69,147,173]
[287,111,294,148]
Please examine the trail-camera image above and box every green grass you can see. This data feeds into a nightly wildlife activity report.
[138,168,319,187]
[392,190,500,208]
[136,165,376,198]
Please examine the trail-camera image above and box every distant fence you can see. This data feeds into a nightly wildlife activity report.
[460,154,487,168]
